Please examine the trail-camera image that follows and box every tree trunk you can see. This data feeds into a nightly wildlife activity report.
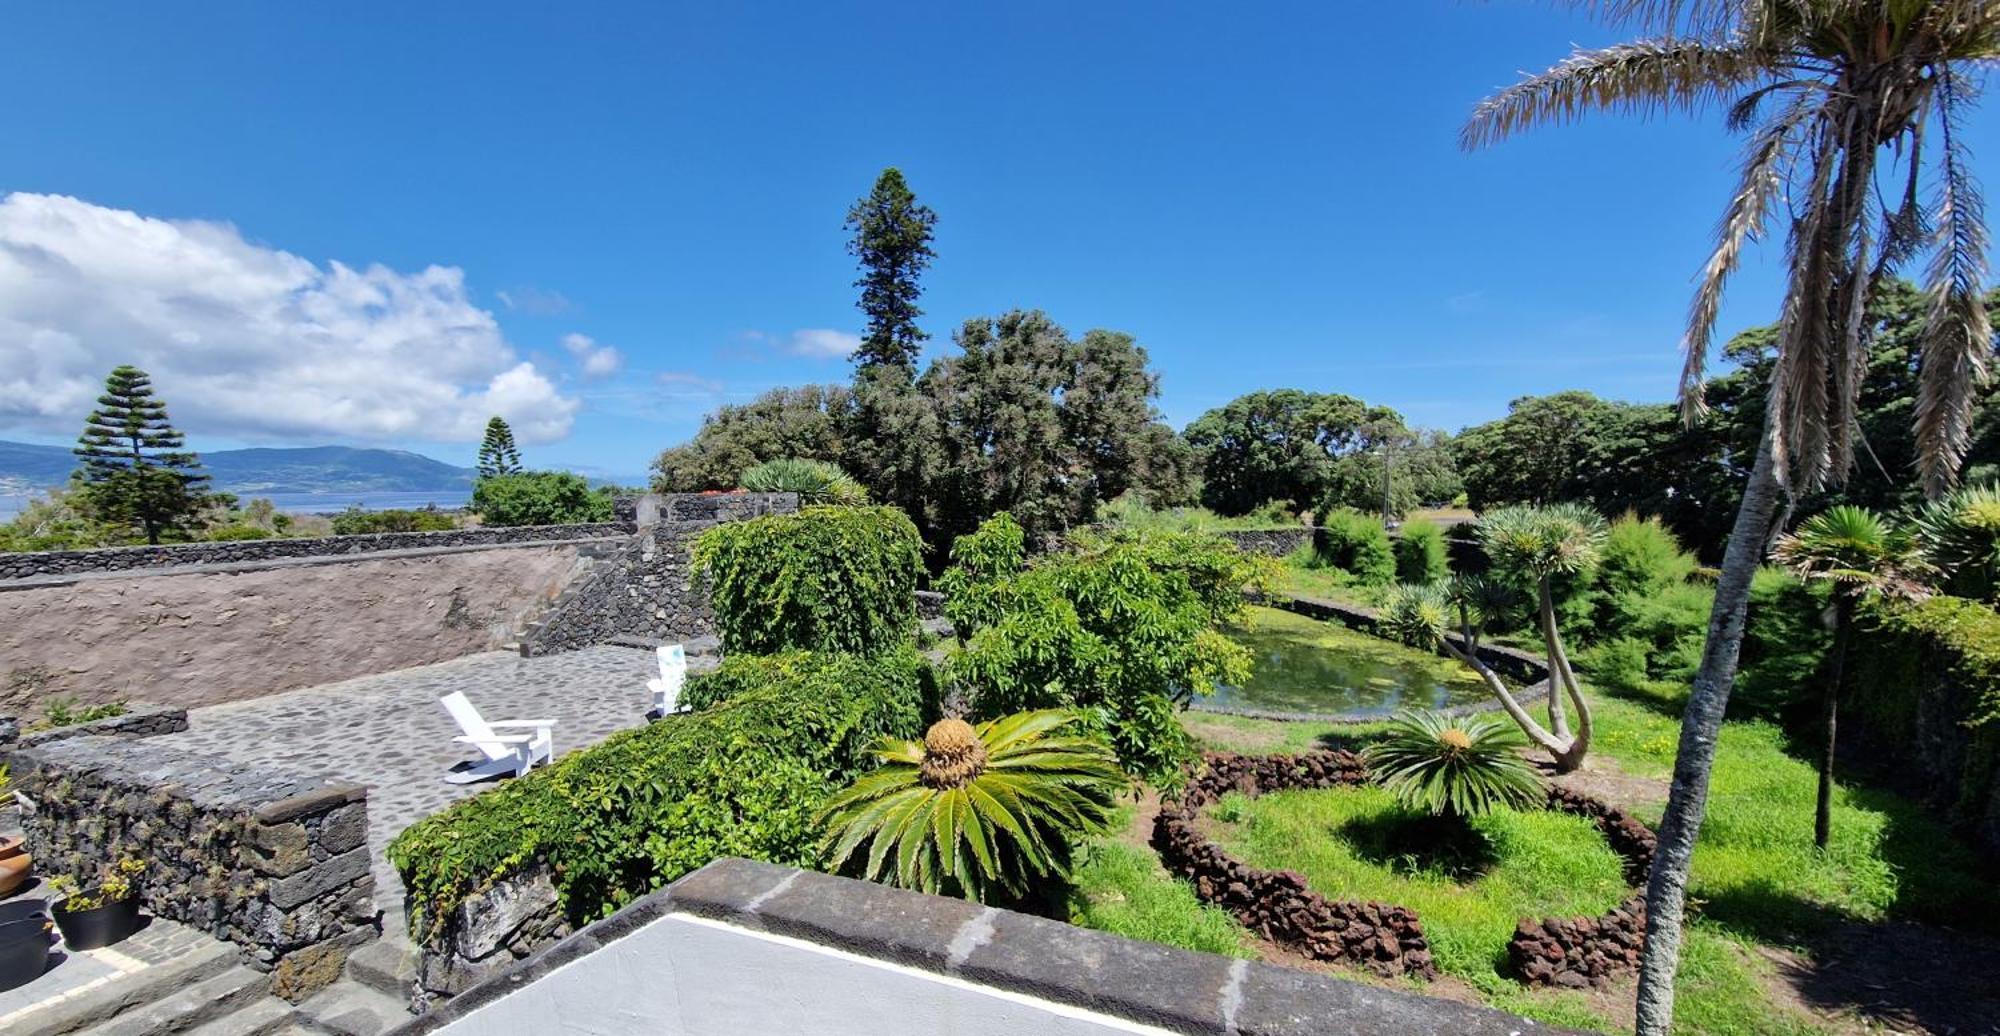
[1633,427,1784,1036]
[1816,596,1852,850]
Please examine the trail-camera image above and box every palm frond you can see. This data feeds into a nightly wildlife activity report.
[1463,38,1772,150]
[1915,73,1993,498]
[1362,711,1544,818]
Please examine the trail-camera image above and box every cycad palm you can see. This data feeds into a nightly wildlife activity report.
[816,711,1125,904]
[1771,506,1928,849]
[1912,482,2000,600]
[1468,6,1995,1029]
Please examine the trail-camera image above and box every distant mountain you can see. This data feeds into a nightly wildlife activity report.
[0,440,476,496]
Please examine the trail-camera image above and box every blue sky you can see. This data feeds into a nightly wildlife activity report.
[2,2,1993,482]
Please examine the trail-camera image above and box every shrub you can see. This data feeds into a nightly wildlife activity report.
[1596,513,1697,599]
[694,505,922,656]
[0,489,120,552]
[34,697,128,731]
[818,711,1124,903]
[1735,568,1831,717]
[1362,710,1543,819]
[471,471,615,526]
[201,523,271,541]
[330,507,460,535]
[1576,636,1654,691]
[388,654,924,928]
[680,646,936,727]
[1312,507,1396,585]
[1393,521,1449,584]
[738,458,869,505]
[936,512,1029,640]
[943,519,1259,784]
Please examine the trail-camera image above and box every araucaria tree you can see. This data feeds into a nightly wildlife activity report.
[845,167,938,375]
[1466,4,1997,1031]
[1771,506,1927,849]
[477,416,523,478]
[1384,504,1605,773]
[72,365,210,545]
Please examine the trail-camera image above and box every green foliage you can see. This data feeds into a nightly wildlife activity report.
[1735,569,1831,716]
[477,416,523,478]
[818,711,1125,903]
[48,857,146,910]
[200,523,271,541]
[943,518,1259,784]
[693,505,922,656]
[1363,711,1544,818]
[1912,481,2000,601]
[35,696,129,730]
[1772,506,1926,602]
[1098,492,1295,534]
[679,647,933,727]
[1066,831,1252,958]
[846,167,937,374]
[471,471,615,526]
[72,365,212,545]
[1310,507,1396,585]
[651,384,857,492]
[1393,521,1449,584]
[329,507,460,535]
[0,488,121,551]
[1184,390,1407,516]
[737,457,868,504]
[1596,514,1697,599]
[935,512,1028,640]
[388,653,925,928]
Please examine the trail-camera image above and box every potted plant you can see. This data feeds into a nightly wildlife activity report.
[0,900,51,992]
[49,857,145,950]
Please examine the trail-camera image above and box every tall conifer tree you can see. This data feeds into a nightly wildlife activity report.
[477,416,523,477]
[72,365,209,544]
[844,168,937,376]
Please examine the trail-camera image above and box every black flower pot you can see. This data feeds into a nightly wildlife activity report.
[53,893,141,950]
[0,899,47,927]
[0,917,53,991]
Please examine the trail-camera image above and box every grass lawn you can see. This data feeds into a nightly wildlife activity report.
[1069,685,2000,1034]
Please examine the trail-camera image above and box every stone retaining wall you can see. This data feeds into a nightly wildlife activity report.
[1152,751,1439,979]
[6,703,189,748]
[1504,787,1658,989]
[0,523,630,582]
[413,863,570,1001]
[1215,527,1314,557]
[13,735,379,1000]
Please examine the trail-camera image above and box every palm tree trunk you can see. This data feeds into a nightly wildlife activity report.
[1634,426,1784,1036]
[1816,596,1852,850]
[1537,579,1572,740]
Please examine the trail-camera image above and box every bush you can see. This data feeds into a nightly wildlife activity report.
[388,652,925,929]
[936,512,1029,640]
[471,471,616,527]
[330,507,460,535]
[693,505,923,656]
[680,646,936,725]
[1393,521,1449,584]
[1735,568,1830,718]
[943,519,1259,784]
[1312,507,1396,585]
[1596,513,1697,599]
[201,523,272,541]
[738,458,869,505]
[0,489,120,552]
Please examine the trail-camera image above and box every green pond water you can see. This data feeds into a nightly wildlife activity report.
[1204,605,1489,718]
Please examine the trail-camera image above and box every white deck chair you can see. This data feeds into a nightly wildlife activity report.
[646,644,687,720]
[439,691,555,784]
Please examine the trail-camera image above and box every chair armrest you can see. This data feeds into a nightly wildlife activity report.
[489,720,558,728]
[454,733,533,745]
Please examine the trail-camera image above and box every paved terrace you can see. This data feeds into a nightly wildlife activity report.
[153,644,711,938]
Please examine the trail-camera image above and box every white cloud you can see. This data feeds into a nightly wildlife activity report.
[561,332,622,378]
[655,370,724,395]
[496,285,571,315]
[0,193,578,443]
[785,328,860,359]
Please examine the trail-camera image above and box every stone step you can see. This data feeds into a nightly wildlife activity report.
[20,936,240,1035]
[76,965,270,1036]
[181,997,296,1036]
[340,939,416,1002]
[292,979,411,1036]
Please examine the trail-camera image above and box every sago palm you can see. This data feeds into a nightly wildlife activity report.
[739,457,870,505]
[1912,481,2000,600]
[1363,711,1545,820]
[816,710,1125,904]
[1468,6,1996,1029]
[1771,506,1928,848]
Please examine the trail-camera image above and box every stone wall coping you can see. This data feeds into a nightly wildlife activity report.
[9,703,189,747]
[14,734,361,816]
[388,857,1574,1036]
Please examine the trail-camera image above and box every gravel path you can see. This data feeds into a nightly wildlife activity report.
[154,644,713,938]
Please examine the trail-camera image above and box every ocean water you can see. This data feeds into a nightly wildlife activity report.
[0,490,472,521]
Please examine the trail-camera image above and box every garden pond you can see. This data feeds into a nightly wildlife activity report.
[1202,605,1488,719]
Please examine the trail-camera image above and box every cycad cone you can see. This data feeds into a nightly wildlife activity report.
[919,718,987,789]
[1439,728,1472,754]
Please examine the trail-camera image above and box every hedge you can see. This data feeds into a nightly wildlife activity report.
[693,504,923,656]
[386,648,929,932]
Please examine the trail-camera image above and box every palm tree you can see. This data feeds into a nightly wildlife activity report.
[1363,710,1545,820]
[1771,506,1928,848]
[1912,481,2000,599]
[1466,6,1995,1030]
[816,711,1125,904]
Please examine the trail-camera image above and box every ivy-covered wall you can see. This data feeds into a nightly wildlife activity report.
[1848,596,2000,857]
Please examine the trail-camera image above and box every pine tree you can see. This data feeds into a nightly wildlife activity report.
[477,416,523,478]
[844,168,938,376]
[72,365,210,544]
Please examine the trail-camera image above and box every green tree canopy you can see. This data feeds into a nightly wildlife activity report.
[72,365,210,544]
[1182,389,1411,517]
[846,168,937,375]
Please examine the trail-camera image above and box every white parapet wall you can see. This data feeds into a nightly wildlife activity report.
[390,858,1571,1036]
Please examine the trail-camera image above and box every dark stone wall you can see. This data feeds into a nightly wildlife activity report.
[1216,527,1314,557]
[0,523,630,583]
[13,735,379,1000]
[6,703,189,748]
[1504,787,1657,989]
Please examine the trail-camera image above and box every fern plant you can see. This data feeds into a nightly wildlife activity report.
[817,710,1125,903]
[1363,710,1542,820]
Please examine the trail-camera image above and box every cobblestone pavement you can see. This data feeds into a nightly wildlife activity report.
[0,880,225,1025]
[156,644,708,937]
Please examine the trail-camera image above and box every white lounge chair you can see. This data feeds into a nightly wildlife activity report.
[646,644,687,720]
[439,691,555,784]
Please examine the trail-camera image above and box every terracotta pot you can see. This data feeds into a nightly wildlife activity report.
[0,853,29,898]
[53,891,140,950]
[0,835,22,859]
